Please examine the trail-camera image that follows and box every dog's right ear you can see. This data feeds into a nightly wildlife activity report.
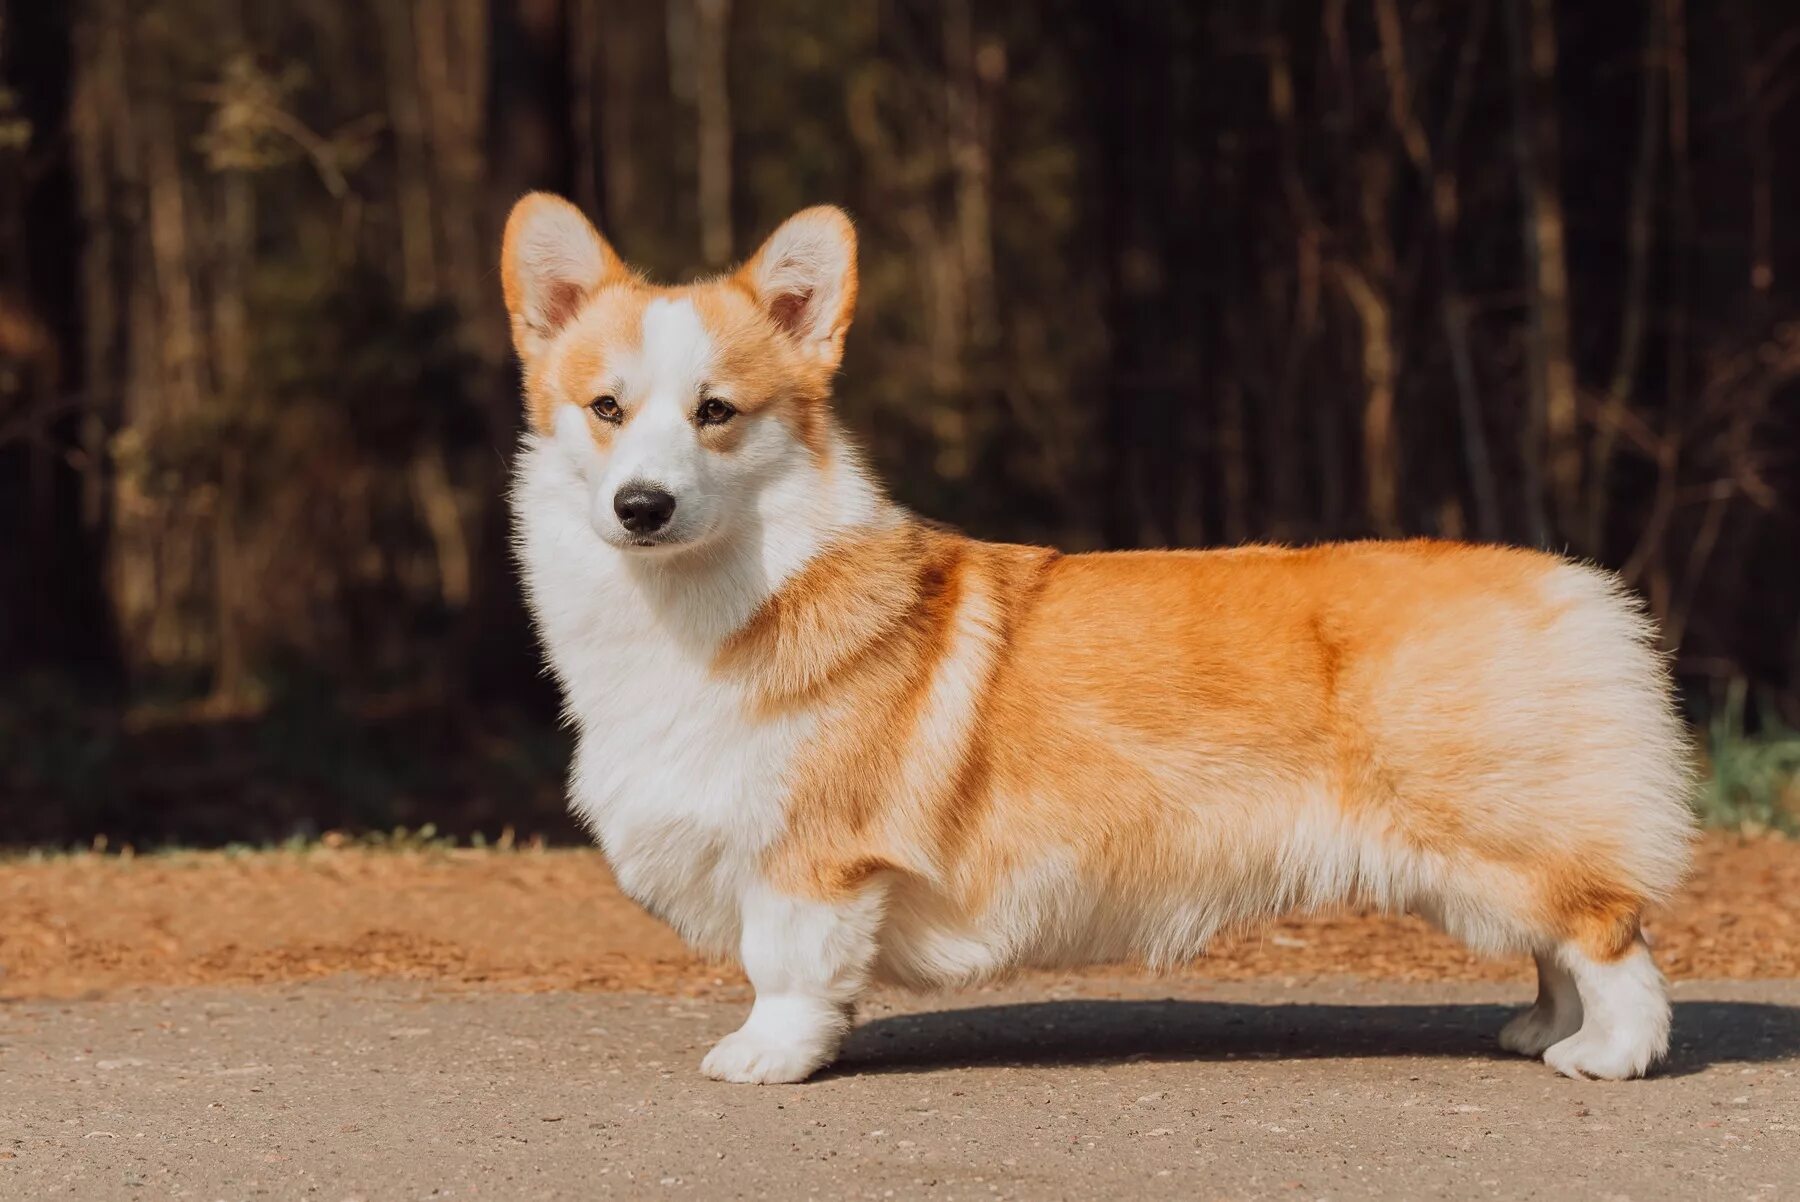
[500,193,625,364]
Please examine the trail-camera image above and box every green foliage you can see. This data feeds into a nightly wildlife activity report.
[1694,682,1800,834]
[198,53,381,192]
[249,254,482,457]
[251,665,405,829]
[0,673,121,824]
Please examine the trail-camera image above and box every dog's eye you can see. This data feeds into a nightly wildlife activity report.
[696,397,736,426]
[588,396,622,424]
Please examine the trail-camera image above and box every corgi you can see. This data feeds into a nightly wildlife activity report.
[502,194,1695,1084]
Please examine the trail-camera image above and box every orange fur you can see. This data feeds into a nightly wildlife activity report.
[713,530,1688,959]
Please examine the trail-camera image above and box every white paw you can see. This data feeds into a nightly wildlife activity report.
[1543,1028,1658,1081]
[1499,1005,1580,1057]
[700,1027,831,1084]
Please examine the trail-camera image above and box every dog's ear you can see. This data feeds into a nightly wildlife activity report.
[500,193,626,363]
[734,206,858,372]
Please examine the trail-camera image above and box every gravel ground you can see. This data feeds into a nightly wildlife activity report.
[4,976,1798,1201]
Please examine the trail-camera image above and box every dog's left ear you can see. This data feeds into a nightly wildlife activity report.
[735,206,858,372]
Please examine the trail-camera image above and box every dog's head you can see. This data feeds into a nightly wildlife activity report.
[502,193,857,555]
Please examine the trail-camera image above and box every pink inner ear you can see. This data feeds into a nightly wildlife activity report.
[542,279,586,332]
[768,287,813,336]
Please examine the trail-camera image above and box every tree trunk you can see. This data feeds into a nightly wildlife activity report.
[693,0,732,267]
[90,1,216,680]
[1585,1,1664,552]
[1336,263,1400,536]
[944,0,997,349]
[378,0,439,306]
[1506,0,1579,543]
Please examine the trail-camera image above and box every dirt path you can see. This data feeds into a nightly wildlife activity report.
[4,977,1798,1201]
[4,835,1799,999]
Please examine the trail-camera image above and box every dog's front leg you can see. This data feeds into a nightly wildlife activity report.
[700,879,882,1084]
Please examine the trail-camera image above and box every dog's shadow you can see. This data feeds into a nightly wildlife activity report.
[834,998,1800,1079]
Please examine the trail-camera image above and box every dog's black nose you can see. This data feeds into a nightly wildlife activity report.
[613,484,676,534]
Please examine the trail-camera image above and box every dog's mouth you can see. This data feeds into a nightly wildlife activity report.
[595,509,714,555]
[615,528,700,555]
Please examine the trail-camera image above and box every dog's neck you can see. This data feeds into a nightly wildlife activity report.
[622,420,906,657]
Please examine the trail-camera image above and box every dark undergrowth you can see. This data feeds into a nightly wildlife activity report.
[1,670,1794,850]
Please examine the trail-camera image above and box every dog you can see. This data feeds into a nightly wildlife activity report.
[502,194,1695,1084]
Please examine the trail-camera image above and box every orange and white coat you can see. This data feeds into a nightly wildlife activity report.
[503,194,1695,1084]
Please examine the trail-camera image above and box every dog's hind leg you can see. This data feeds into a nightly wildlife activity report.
[1541,934,1670,1080]
[1498,950,1585,1057]
[1411,860,1668,1079]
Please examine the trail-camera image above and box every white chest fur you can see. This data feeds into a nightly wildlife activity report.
[511,431,844,956]
[565,657,806,958]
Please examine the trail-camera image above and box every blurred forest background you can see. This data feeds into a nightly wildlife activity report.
[3,0,1798,846]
